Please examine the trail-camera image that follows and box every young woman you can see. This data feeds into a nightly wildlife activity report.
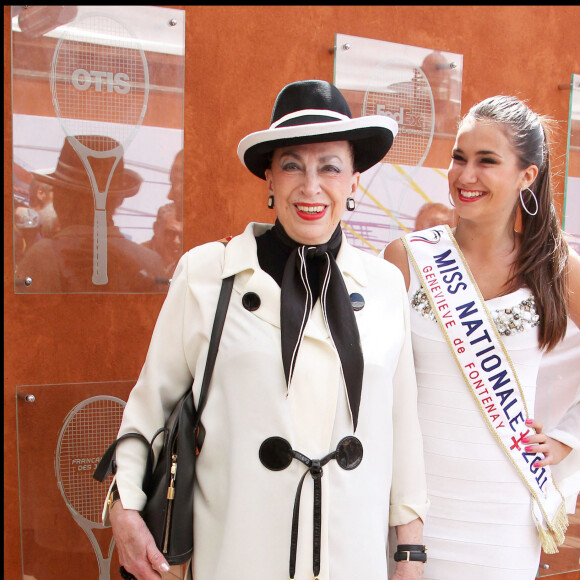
[384,95,580,580]
[107,80,429,580]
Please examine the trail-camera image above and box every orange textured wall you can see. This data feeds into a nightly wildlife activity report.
[5,5,580,578]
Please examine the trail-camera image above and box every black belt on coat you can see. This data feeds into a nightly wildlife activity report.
[259,435,363,579]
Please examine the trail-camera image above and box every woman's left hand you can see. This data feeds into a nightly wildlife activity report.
[390,561,423,579]
[524,418,572,467]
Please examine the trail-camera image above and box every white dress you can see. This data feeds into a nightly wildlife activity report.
[407,261,544,580]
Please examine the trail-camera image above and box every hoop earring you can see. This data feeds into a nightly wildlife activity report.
[267,195,275,209]
[448,191,456,208]
[519,188,538,216]
[346,197,355,211]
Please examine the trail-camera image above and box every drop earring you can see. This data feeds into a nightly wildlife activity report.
[346,197,355,211]
[519,188,538,216]
[267,195,275,209]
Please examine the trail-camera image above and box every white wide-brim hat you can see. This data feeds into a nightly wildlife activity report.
[237,79,398,180]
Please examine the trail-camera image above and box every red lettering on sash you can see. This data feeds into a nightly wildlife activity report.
[510,429,530,451]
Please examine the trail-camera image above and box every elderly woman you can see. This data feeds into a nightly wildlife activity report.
[106,80,429,580]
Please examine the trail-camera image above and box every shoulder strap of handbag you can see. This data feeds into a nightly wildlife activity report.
[197,237,234,423]
[94,270,235,483]
[195,273,234,423]
[402,225,568,554]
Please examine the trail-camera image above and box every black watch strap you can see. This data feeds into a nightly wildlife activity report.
[394,544,427,563]
[394,550,427,563]
[397,544,426,551]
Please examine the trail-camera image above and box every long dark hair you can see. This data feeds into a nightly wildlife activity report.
[463,96,569,351]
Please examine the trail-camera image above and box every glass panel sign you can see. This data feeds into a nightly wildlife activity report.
[11,6,185,293]
[564,73,580,254]
[16,381,186,579]
[334,33,463,253]
[536,72,580,577]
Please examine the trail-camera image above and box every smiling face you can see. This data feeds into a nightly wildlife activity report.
[448,118,538,223]
[265,141,360,245]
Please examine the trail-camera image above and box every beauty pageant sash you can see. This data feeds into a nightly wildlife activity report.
[403,225,568,554]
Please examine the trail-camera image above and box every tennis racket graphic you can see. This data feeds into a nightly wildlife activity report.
[362,57,435,170]
[50,13,149,285]
[55,396,126,579]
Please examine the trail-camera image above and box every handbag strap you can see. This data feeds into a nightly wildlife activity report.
[94,431,154,482]
[196,274,234,423]
[94,272,235,483]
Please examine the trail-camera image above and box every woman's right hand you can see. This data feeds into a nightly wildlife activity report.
[109,501,171,579]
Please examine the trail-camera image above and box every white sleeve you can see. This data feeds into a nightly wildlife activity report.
[536,321,580,513]
[389,279,430,526]
[108,242,225,513]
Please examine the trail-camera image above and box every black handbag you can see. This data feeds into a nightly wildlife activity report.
[94,274,234,566]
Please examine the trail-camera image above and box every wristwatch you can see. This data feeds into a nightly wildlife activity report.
[393,544,428,563]
[107,483,121,509]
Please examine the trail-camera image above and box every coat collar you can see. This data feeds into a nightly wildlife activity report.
[221,223,367,335]
[223,222,368,288]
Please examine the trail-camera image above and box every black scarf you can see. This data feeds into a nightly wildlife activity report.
[257,221,364,431]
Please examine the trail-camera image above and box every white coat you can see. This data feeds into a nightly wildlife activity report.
[110,222,428,580]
